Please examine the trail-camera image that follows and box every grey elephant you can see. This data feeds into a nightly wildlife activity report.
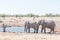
[24,21,39,33]
[38,20,55,34]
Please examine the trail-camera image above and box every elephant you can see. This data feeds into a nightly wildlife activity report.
[38,20,55,34]
[24,21,39,33]
[2,23,6,32]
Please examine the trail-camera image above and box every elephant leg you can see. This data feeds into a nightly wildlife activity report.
[41,27,43,33]
[3,27,6,32]
[36,26,39,33]
[34,27,37,33]
[34,28,38,33]
[24,27,27,32]
[34,28,35,33]
[49,29,53,34]
[36,28,38,33]
[25,28,27,32]
[53,28,55,33]
[28,27,30,33]
[52,27,55,34]
[44,28,46,33]
[52,28,55,34]
[24,25,27,32]
[49,28,55,34]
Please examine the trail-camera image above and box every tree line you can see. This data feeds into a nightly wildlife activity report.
[0,13,60,17]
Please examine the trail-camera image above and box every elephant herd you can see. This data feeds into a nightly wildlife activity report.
[24,20,55,34]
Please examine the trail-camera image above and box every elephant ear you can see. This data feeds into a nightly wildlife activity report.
[38,20,45,25]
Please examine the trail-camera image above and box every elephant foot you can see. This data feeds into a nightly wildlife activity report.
[48,32,55,34]
[44,31,46,34]
[35,31,38,33]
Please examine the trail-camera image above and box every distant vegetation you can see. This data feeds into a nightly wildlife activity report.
[0,13,60,17]
[42,13,60,17]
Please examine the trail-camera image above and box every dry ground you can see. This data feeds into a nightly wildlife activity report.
[0,32,60,40]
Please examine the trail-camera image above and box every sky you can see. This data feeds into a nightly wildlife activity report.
[0,0,60,15]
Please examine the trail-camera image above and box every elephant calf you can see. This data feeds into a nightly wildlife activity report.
[24,21,39,33]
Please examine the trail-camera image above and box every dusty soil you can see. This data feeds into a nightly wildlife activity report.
[0,32,60,40]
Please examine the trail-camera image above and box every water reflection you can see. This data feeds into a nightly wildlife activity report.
[0,27,41,32]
